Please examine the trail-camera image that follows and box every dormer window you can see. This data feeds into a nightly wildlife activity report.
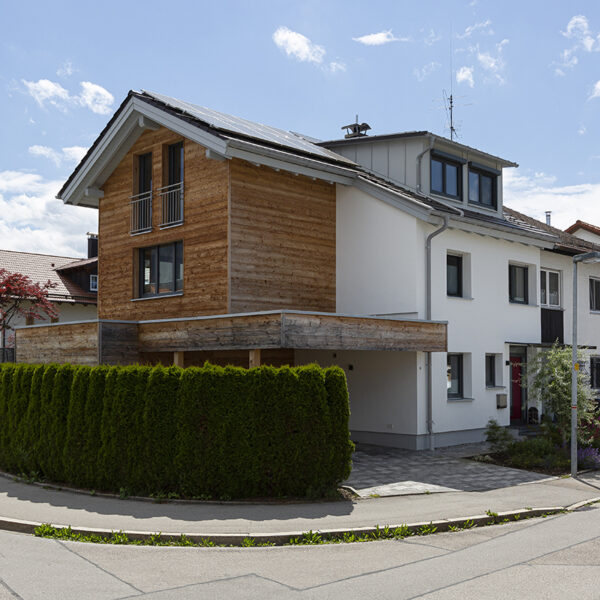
[468,163,498,209]
[430,152,463,199]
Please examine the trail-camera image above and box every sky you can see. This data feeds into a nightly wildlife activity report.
[2,0,600,257]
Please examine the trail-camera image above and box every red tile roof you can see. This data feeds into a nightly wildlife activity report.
[564,220,600,237]
[0,249,97,304]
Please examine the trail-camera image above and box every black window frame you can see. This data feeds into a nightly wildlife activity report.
[485,354,496,388]
[447,354,464,399]
[590,278,600,311]
[138,241,183,298]
[447,254,463,297]
[138,152,152,194]
[431,153,463,199]
[591,357,600,389]
[468,167,497,209]
[167,141,184,186]
[509,264,529,304]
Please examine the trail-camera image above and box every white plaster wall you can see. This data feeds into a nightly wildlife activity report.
[336,185,424,316]
[295,349,419,437]
[571,229,600,244]
[427,226,543,433]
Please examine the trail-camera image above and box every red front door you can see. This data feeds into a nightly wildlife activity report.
[510,356,522,421]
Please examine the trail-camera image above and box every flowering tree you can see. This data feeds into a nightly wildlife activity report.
[0,268,57,350]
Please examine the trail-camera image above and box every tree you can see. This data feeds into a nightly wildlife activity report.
[0,268,57,352]
[526,341,598,445]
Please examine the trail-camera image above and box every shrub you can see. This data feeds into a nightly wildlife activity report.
[0,361,352,499]
[485,419,514,455]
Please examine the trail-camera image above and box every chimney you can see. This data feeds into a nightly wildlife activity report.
[545,211,552,226]
[87,232,98,258]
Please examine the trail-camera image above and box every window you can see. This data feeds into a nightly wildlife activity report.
[447,254,463,297]
[159,142,184,227]
[590,278,600,311]
[540,269,560,307]
[131,152,153,234]
[25,316,34,326]
[468,168,497,209]
[139,241,183,297]
[447,354,463,398]
[431,154,462,199]
[591,357,600,389]
[90,274,98,292]
[509,265,528,304]
[485,354,496,387]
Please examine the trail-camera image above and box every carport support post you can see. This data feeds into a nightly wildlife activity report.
[173,351,184,367]
[249,349,261,368]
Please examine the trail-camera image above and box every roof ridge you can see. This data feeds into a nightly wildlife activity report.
[0,248,82,260]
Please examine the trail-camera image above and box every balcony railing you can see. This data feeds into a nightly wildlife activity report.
[158,182,184,227]
[130,189,153,234]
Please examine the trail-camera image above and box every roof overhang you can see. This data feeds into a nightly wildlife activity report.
[59,94,357,208]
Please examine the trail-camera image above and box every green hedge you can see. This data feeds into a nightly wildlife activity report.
[0,362,353,498]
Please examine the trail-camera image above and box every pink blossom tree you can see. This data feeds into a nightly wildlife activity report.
[0,268,57,352]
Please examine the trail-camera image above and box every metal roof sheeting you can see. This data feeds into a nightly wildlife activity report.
[142,91,356,166]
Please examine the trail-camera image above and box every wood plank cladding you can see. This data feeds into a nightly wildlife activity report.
[16,322,99,365]
[228,159,336,313]
[139,348,294,368]
[137,312,447,353]
[99,322,139,365]
[98,127,229,321]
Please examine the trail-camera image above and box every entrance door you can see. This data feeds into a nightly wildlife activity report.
[510,356,523,421]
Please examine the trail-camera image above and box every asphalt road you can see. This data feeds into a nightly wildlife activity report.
[2,506,600,599]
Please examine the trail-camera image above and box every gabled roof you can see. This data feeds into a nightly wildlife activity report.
[503,207,600,255]
[564,220,600,238]
[0,249,97,304]
[58,90,359,207]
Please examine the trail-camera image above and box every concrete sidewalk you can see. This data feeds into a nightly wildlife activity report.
[0,471,599,539]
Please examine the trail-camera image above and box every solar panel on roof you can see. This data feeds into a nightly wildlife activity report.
[142,91,356,166]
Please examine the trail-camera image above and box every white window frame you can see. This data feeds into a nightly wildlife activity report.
[90,274,98,292]
[540,268,561,308]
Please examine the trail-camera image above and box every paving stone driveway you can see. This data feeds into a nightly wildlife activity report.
[344,442,553,497]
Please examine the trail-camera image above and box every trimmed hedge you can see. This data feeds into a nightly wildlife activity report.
[0,362,353,498]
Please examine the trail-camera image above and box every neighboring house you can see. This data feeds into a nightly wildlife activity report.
[565,220,600,245]
[14,90,600,449]
[2,236,98,357]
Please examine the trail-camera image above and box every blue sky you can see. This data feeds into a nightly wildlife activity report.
[2,0,600,256]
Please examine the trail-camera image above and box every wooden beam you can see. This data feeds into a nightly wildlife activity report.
[138,115,160,130]
[248,349,261,368]
[173,351,185,367]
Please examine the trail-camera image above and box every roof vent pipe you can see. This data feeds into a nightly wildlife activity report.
[545,211,552,226]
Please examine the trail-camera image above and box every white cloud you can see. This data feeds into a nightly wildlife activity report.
[57,60,74,78]
[352,30,410,46]
[329,61,346,73]
[414,61,441,82]
[273,26,325,64]
[456,65,474,87]
[0,170,96,256]
[555,15,600,75]
[456,19,493,39]
[476,39,508,84]
[504,169,600,229]
[22,79,70,111]
[424,29,442,46]
[22,78,114,114]
[579,124,587,135]
[29,145,88,167]
[589,80,600,99]
[77,81,114,115]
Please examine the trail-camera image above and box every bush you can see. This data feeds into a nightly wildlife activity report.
[485,419,514,455]
[0,361,352,499]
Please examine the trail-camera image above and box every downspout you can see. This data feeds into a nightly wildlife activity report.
[425,204,463,452]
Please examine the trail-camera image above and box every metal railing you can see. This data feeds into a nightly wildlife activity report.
[130,189,153,234]
[158,182,184,227]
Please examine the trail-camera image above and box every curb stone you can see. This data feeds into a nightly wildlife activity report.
[3,504,589,547]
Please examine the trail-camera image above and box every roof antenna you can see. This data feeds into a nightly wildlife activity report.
[448,24,457,141]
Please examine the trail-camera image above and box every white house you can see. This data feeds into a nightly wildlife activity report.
[14,91,600,449]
